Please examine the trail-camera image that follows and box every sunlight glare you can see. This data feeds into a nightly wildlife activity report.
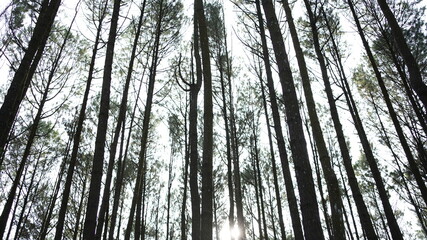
[220,223,240,240]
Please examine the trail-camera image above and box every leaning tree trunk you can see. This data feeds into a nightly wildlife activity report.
[261,0,325,239]
[258,68,287,239]
[252,121,269,240]
[322,7,404,239]
[347,0,427,207]
[375,0,427,110]
[0,17,72,235]
[279,0,346,238]
[108,50,148,240]
[54,2,107,240]
[301,0,381,239]
[124,1,164,238]
[83,0,122,238]
[180,104,189,240]
[255,1,304,239]
[217,38,235,235]
[0,0,61,158]
[95,3,146,239]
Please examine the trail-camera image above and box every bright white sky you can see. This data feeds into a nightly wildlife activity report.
[0,0,424,238]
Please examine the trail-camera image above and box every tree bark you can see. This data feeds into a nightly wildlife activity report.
[279,1,346,238]
[0,0,61,157]
[194,0,214,238]
[261,0,325,239]
[83,0,122,238]
[54,2,107,239]
[255,1,304,239]
[375,0,427,110]
[95,3,146,239]
[347,0,427,207]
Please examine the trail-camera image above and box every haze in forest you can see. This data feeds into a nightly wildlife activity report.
[0,0,426,239]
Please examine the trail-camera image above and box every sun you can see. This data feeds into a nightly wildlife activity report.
[220,223,240,240]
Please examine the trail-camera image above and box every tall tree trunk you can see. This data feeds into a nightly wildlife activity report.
[279,0,346,238]
[321,7,404,240]
[73,174,88,240]
[261,0,325,239]
[346,0,427,207]
[181,101,189,240]
[375,0,427,110]
[188,11,203,239]
[0,34,64,238]
[259,69,287,239]
[124,1,164,238]
[374,19,427,134]
[336,156,363,240]
[373,94,427,236]
[252,151,263,239]
[166,150,175,240]
[217,38,235,235]
[194,0,214,238]
[254,1,304,239]
[38,126,71,240]
[83,0,122,237]
[54,2,108,239]
[252,121,268,240]
[13,155,40,240]
[300,0,380,239]
[108,51,148,240]
[305,120,333,239]
[95,3,146,239]
[0,0,61,157]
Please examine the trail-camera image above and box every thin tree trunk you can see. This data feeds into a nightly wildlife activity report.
[124,1,164,238]
[255,1,304,239]
[347,0,427,208]
[217,38,235,234]
[13,155,40,240]
[188,10,203,239]
[336,156,363,240]
[252,119,268,240]
[0,2,77,235]
[95,3,146,239]
[261,0,325,239]
[279,0,346,238]
[306,121,333,239]
[181,99,189,240]
[83,0,122,237]
[166,150,174,240]
[0,0,61,157]
[258,61,287,240]
[227,66,245,239]
[194,0,214,238]
[108,50,148,240]
[5,168,25,240]
[299,1,379,239]
[38,124,72,240]
[54,1,107,239]
[375,0,427,109]
[73,174,88,240]
[370,94,427,236]
[15,179,40,240]
[0,58,53,240]
[252,151,263,239]
[322,7,404,239]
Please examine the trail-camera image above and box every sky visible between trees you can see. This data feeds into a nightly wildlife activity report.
[0,0,426,239]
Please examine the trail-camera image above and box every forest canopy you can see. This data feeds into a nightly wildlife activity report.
[0,0,426,239]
